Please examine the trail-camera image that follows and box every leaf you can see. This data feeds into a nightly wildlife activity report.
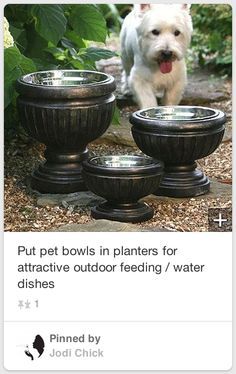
[60,38,77,57]
[71,54,96,70]
[9,24,24,41]
[65,30,86,49]
[4,67,21,108]
[24,24,49,59]
[69,5,107,43]
[30,5,67,45]
[79,47,117,61]
[69,59,86,70]
[19,54,37,74]
[4,4,30,23]
[44,46,68,61]
[31,58,58,71]
[4,46,36,108]
[112,106,121,126]
[4,46,22,72]
[61,37,75,50]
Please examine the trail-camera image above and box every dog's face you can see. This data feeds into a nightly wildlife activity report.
[136,4,193,73]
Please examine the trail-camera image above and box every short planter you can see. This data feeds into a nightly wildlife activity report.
[130,106,226,197]
[16,70,116,193]
[82,155,164,222]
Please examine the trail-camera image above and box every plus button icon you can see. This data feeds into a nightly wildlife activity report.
[213,213,227,228]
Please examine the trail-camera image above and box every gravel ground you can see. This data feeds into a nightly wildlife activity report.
[4,114,232,232]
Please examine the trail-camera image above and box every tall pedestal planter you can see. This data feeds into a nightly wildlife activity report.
[16,70,116,193]
[131,106,226,198]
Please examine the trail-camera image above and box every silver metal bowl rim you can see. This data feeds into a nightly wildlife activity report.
[88,155,158,168]
[136,105,220,122]
[20,69,112,87]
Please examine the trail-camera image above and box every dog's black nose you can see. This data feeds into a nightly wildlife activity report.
[161,50,173,60]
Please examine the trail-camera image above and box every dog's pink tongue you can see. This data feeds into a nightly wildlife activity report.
[160,61,172,74]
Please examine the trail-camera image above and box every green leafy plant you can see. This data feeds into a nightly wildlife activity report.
[4,4,118,131]
[97,4,131,33]
[190,4,232,74]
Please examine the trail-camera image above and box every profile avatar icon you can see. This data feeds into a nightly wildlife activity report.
[24,334,45,360]
[33,335,45,357]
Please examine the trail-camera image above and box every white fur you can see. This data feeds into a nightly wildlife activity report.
[120,4,193,108]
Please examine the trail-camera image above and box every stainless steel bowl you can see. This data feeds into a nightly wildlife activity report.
[20,70,110,87]
[131,105,226,133]
[84,155,164,176]
[138,106,218,121]
[89,155,155,168]
[16,69,116,99]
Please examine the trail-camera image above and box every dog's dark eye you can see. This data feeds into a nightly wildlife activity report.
[152,29,160,36]
[174,30,181,36]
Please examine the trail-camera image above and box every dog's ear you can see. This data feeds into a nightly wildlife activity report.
[133,3,151,25]
[173,4,191,13]
[140,4,151,11]
[181,4,191,12]
[133,4,151,14]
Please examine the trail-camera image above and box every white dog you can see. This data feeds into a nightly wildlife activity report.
[120,4,192,108]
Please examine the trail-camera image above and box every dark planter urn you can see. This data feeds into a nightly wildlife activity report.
[82,155,164,222]
[130,106,226,197]
[16,70,116,193]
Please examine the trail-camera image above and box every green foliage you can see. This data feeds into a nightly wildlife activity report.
[112,106,121,126]
[4,4,117,130]
[97,4,131,33]
[190,4,232,74]
[30,5,67,46]
[4,46,36,108]
[69,5,107,43]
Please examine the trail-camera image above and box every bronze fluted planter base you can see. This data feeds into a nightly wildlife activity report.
[156,163,210,198]
[31,149,88,193]
[91,202,154,223]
